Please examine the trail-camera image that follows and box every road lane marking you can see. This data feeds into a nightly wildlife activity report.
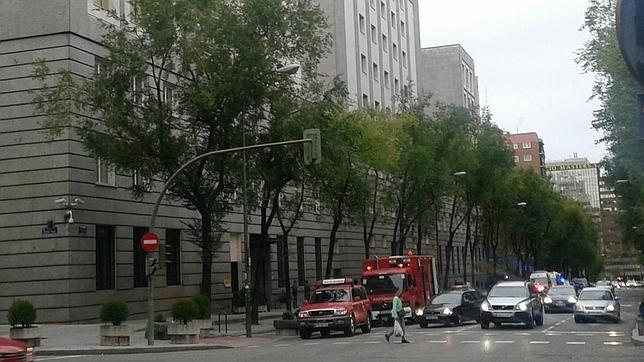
[424,333,440,336]
[515,332,531,336]
[365,341,382,344]
[461,340,480,344]
[529,341,550,344]
[36,357,86,361]
[484,332,499,336]
[246,345,260,348]
[495,341,515,344]
[333,342,351,345]
[303,342,320,345]
[621,304,632,307]
[546,333,561,336]
[566,342,586,345]
[274,344,291,347]
[604,341,623,346]
[427,340,447,343]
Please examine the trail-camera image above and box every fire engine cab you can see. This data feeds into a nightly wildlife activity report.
[362,255,438,324]
[296,278,372,339]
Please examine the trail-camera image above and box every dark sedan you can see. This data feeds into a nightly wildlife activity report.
[420,289,484,327]
[544,285,578,313]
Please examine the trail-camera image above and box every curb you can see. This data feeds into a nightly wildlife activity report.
[631,328,644,347]
[35,344,233,356]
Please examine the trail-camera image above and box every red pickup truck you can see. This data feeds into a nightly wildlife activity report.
[0,337,33,361]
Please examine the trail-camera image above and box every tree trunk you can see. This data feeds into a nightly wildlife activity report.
[200,216,213,300]
[283,233,292,312]
[442,196,458,289]
[470,207,480,288]
[325,216,342,278]
[463,209,471,283]
[417,222,423,255]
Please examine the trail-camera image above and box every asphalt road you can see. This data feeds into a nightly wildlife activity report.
[37,288,644,362]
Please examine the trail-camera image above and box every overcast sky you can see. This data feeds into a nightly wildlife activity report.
[418,0,606,163]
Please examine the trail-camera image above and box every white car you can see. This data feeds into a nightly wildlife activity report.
[626,279,637,288]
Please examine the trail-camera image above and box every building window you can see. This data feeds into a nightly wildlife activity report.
[133,227,148,288]
[391,11,396,28]
[524,154,533,162]
[514,155,519,163]
[401,20,406,36]
[132,169,151,191]
[363,94,369,107]
[277,236,287,287]
[96,225,115,290]
[96,159,116,186]
[297,237,305,286]
[522,142,532,149]
[394,78,399,94]
[382,34,388,52]
[384,70,390,88]
[513,143,518,150]
[92,0,119,13]
[373,63,379,81]
[315,238,322,281]
[402,51,407,67]
[164,82,175,112]
[371,24,377,43]
[370,0,375,9]
[381,1,386,18]
[95,57,104,76]
[166,229,181,286]
[359,14,365,34]
[374,100,380,110]
[393,43,398,59]
[361,54,367,74]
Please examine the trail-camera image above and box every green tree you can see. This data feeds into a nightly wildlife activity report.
[32,0,331,300]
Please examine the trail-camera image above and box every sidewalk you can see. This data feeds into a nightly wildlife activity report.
[0,310,286,356]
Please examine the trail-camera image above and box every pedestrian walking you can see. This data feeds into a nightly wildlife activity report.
[385,288,409,343]
[291,280,299,308]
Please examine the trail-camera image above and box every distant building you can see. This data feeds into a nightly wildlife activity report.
[505,133,546,177]
[315,0,421,112]
[599,177,623,278]
[546,157,601,210]
[417,44,479,112]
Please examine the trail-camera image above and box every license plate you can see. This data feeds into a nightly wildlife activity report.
[426,315,438,320]
[314,323,329,328]
[493,312,512,317]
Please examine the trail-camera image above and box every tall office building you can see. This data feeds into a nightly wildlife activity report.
[547,157,601,211]
[505,132,547,177]
[417,44,479,112]
[314,0,421,111]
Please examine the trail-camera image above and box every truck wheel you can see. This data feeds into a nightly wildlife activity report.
[419,320,428,328]
[344,316,356,337]
[574,315,583,323]
[480,321,490,329]
[299,328,311,339]
[525,310,535,329]
[361,315,372,333]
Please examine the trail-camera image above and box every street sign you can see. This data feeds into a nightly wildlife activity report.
[617,0,644,87]
[140,231,160,253]
[303,128,322,165]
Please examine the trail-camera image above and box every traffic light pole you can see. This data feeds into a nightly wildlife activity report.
[146,135,317,345]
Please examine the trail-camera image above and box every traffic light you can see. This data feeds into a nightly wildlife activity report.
[303,128,322,165]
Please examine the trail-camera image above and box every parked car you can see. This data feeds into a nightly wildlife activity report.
[0,337,33,362]
[297,278,372,339]
[479,281,544,329]
[420,289,484,327]
[626,279,637,288]
[544,285,577,313]
[574,287,620,323]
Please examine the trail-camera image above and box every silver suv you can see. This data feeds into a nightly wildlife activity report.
[479,281,544,329]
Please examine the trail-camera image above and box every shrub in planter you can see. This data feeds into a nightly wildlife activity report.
[155,313,166,323]
[7,300,36,328]
[154,313,169,341]
[100,300,129,326]
[172,300,198,325]
[7,300,40,347]
[191,295,211,320]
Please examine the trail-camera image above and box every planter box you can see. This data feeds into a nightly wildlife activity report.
[167,322,199,344]
[195,319,212,338]
[273,319,298,336]
[9,327,41,347]
[154,322,169,340]
[99,325,133,347]
[232,307,245,314]
[258,305,268,313]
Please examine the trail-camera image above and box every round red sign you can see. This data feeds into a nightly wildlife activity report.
[140,231,160,253]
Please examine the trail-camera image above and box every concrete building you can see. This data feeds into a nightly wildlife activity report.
[0,0,481,322]
[417,44,479,112]
[505,133,546,177]
[314,0,421,111]
[599,177,624,278]
[546,157,601,211]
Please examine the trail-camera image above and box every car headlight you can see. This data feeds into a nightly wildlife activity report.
[567,296,577,304]
[416,308,424,316]
[517,302,528,311]
[298,311,309,318]
[481,301,490,312]
[442,307,453,316]
[26,347,33,362]
[334,308,347,316]
[544,296,553,304]
[575,303,585,311]
[606,304,615,312]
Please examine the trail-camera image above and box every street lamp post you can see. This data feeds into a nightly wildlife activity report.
[243,64,300,338]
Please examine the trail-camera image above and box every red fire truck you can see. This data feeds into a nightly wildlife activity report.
[361,255,438,324]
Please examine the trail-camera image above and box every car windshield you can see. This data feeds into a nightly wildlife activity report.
[548,287,575,296]
[489,286,528,298]
[530,277,549,286]
[309,289,350,303]
[572,278,588,284]
[578,290,613,301]
[364,274,405,295]
[430,293,462,305]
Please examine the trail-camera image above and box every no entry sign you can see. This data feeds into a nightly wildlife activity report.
[140,231,160,253]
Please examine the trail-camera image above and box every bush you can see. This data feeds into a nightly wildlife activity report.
[100,300,129,326]
[154,313,166,323]
[7,300,37,328]
[172,300,198,324]
[191,295,211,320]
